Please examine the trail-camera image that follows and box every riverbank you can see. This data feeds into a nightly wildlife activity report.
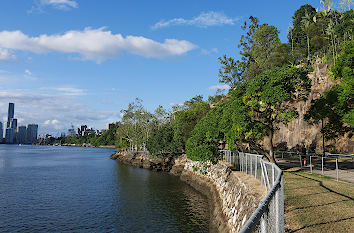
[110,151,266,232]
[43,143,116,149]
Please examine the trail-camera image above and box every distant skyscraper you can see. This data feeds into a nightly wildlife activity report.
[5,128,14,144]
[7,103,14,128]
[0,122,3,142]
[18,126,27,144]
[26,124,38,144]
[10,118,17,130]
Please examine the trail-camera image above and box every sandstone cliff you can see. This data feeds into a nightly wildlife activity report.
[273,60,353,153]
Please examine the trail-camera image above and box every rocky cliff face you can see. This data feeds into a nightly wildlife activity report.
[273,60,353,153]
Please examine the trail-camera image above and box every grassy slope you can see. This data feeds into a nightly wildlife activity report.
[284,170,354,233]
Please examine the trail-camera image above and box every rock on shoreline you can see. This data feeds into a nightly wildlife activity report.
[110,151,186,174]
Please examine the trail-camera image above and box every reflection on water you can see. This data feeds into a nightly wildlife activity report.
[0,145,209,232]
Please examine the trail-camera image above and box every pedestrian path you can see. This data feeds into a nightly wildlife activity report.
[278,158,354,184]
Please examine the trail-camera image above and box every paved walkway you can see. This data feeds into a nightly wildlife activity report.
[277,158,354,183]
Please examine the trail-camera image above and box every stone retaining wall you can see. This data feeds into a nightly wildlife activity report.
[181,160,266,233]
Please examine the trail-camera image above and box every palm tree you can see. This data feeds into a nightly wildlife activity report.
[326,19,337,64]
[301,11,312,61]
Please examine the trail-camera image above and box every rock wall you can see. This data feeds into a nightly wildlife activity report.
[272,60,353,153]
[181,160,266,233]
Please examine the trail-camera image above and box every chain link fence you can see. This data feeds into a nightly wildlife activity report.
[275,151,354,182]
[220,150,284,233]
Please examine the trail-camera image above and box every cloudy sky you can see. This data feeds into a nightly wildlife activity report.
[0,0,320,136]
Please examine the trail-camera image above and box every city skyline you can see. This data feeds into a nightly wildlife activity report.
[0,0,322,135]
[1,102,38,144]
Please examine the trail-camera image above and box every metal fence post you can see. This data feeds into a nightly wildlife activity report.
[272,165,275,185]
[322,157,324,176]
[336,158,339,181]
[260,210,269,233]
[310,156,312,173]
[255,156,258,178]
[246,154,248,174]
[299,155,302,168]
[250,154,253,176]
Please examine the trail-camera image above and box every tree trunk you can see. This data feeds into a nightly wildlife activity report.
[268,130,277,164]
[307,35,310,61]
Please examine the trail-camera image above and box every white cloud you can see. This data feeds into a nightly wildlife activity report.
[54,87,85,96]
[152,11,240,29]
[42,0,78,9]
[0,28,197,62]
[0,90,120,135]
[201,47,219,55]
[30,0,78,12]
[208,84,230,91]
[40,87,86,96]
[24,69,32,76]
[23,69,37,81]
[44,119,61,129]
[0,48,16,61]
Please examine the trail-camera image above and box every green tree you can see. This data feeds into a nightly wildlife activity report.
[187,67,311,164]
[186,106,224,163]
[218,16,260,87]
[117,98,153,150]
[269,43,293,67]
[302,10,314,61]
[227,67,311,162]
[288,5,316,60]
[251,24,280,70]
[173,95,210,151]
[146,123,180,157]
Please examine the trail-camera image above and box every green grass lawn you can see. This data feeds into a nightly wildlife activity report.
[284,170,354,233]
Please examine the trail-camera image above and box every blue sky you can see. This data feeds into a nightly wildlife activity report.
[0,0,321,136]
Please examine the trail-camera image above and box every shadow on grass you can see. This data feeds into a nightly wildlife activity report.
[289,199,350,211]
[287,216,354,233]
[292,191,328,197]
[285,185,321,191]
[291,172,354,201]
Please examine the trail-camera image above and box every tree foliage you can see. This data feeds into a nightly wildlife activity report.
[173,95,210,151]
[117,98,153,149]
[288,4,316,60]
[186,107,224,163]
[187,66,311,163]
[218,16,260,87]
[146,123,180,157]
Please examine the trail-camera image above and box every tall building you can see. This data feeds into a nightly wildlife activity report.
[0,122,4,143]
[0,122,3,142]
[26,124,38,144]
[10,118,17,129]
[17,126,27,144]
[7,103,14,128]
[5,128,14,144]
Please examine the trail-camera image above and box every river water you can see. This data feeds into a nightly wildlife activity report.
[0,145,209,232]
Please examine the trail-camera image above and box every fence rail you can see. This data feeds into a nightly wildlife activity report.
[275,151,354,182]
[219,150,284,233]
